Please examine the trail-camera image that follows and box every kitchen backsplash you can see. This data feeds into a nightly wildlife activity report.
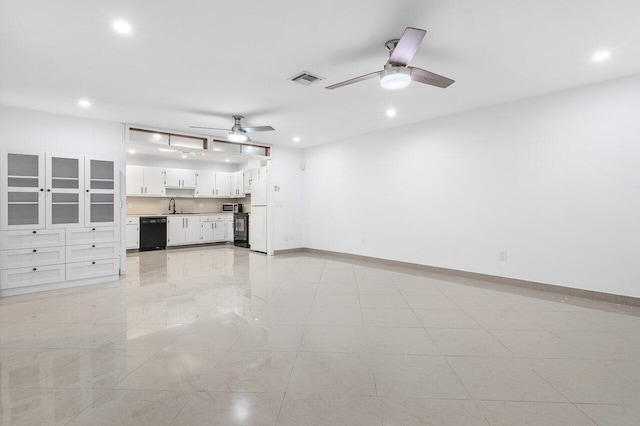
[127,196,251,215]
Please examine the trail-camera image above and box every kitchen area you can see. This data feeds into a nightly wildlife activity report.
[124,126,271,256]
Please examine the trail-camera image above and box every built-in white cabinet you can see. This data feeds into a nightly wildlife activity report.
[165,169,197,189]
[226,214,234,242]
[167,215,200,246]
[243,169,259,193]
[85,157,118,228]
[126,166,165,196]
[46,153,84,229]
[0,150,120,297]
[126,217,139,250]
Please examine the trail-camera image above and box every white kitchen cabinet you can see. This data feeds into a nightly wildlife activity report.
[45,153,84,228]
[0,246,66,270]
[0,229,65,250]
[214,172,232,197]
[226,214,234,242]
[126,217,139,250]
[1,264,66,290]
[213,219,226,241]
[185,216,200,244]
[65,258,119,281]
[126,166,165,196]
[196,171,216,197]
[167,216,185,246]
[85,157,118,227]
[231,171,245,198]
[0,152,46,230]
[165,168,197,189]
[167,215,200,246]
[200,216,215,243]
[66,243,119,263]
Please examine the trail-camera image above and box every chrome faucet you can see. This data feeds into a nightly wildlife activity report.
[169,198,176,214]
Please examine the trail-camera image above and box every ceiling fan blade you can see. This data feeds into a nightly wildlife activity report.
[388,27,426,66]
[408,66,455,88]
[189,126,229,131]
[325,71,381,90]
[243,126,275,133]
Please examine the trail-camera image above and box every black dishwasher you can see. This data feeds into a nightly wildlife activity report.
[139,217,167,251]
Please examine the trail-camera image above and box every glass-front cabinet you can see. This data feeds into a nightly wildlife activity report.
[85,158,118,227]
[1,152,46,230]
[46,153,84,228]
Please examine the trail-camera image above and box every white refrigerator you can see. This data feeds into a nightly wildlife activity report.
[249,178,267,253]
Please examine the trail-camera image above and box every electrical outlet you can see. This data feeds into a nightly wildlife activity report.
[500,250,508,261]
[127,203,132,209]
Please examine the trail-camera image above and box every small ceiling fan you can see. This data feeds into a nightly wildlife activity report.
[191,115,274,142]
[326,27,454,90]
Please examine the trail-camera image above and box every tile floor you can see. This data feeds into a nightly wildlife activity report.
[0,245,639,425]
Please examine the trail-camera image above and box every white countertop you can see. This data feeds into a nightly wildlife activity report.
[127,212,235,217]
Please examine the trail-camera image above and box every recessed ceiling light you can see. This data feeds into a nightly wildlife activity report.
[293,136,301,142]
[152,133,161,140]
[113,20,132,35]
[128,149,136,154]
[386,108,397,117]
[181,155,187,159]
[592,50,610,62]
[78,99,91,108]
[225,159,230,162]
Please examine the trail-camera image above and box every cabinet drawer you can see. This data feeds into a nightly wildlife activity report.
[66,227,118,245]
[0,246,66,270]
[126,217,139,225]
[212,215,227,221]
[200,216,214,223]
[66,243,119,263]
[0,264,65,290]
[66,259,119,281]
[0,229,65,250]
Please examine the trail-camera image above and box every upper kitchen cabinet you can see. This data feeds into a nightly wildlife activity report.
[196,171,215,197]
[0,152,46,230]
[214,172,232,197]
[46,153,84,228]
[231,171,245,198]
[126,165,165,196]
[85,157,118,227]
[165,168,197,189]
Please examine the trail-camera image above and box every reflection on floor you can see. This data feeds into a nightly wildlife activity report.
[1,245,640,425]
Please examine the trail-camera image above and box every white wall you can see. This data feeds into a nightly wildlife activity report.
[271,146,304,251]
[302,74,640,298]
[0,106,127,270]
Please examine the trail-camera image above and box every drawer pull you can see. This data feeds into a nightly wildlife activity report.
[92,228,96,231]
[33,249,37,253]
[92,245,95,248]
[92,261,96,265]
[33,231,37,234]
[33,268,37,271]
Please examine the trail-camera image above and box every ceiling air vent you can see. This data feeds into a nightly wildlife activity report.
[289,71,324,86]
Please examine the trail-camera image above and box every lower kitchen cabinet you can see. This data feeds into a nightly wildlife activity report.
[66,258,119,281]
[126,217,139,250]
[167,216,201,246]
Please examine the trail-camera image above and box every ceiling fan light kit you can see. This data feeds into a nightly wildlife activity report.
[380,64,412,89]
[325,27,454,91]
[191,114,274,143]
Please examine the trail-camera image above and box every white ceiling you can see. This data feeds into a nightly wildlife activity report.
[2,0,640,148]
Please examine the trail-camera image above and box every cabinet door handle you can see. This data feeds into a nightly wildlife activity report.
[40,188,44,192]
[33,231,37,234]
[92,228,96,231]
[33,268,37,271]
[92,261,96,265]
[33,249,37,253]
[47,189,51,192]
[92,244,95,248]
[141,186,143,194]
[145,187,147,193]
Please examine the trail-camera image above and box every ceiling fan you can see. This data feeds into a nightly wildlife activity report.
[326,27,454,91]
[190,115,274,142]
